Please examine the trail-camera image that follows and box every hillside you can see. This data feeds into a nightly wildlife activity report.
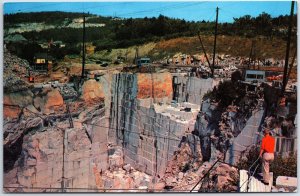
[4,11,297,63]
[150,35,295,60]
[90,34,295,63]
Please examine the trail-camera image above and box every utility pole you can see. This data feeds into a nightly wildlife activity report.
[47,40,49,74]
[46,38,53,74]
[282,1,295,95]
[81,12,86,80]
[61,129,65,192]
[212,7,219,77]
[125,49,129,62]
[286,49,297,85]
[136,47,139,60]
[248,40,255,69]
[134,47,139,65]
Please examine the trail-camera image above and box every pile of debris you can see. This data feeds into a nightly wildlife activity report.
[93,146,154,192]
[4,51,31,93]
[4,75,29,93]
[100,165,153,192]
[58,84,78,100]
[4,51,30,73]
[198,163,238,192]
[158,142,203,191]
[156,140,238,192]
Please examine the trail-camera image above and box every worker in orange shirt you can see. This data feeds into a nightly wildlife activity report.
[259,128,275,185]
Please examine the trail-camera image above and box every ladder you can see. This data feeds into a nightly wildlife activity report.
[240,169,273,192]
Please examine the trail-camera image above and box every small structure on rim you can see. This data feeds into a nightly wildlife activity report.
[33,53,54,73]
[244,70,266,83]
[136,57,151,68]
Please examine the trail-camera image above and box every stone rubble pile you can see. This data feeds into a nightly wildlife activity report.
[4,51,30,72]
[157,139,238,192]
[93,147,154,192]
[4,51,31,92]
[58,84,78,99]
[101,166,153,192]
[108,147,124,170]
[3,51,30,91]
[198,163,238,192]
[196,54,290,68]
[160,142,203,191]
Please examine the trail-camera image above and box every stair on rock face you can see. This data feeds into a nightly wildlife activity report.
[239,170,273,192]
[239,170,248,192]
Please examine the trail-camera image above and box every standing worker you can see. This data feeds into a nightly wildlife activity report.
[28,70,34,83]
[259,128,275,185]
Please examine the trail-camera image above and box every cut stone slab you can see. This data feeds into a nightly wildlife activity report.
[276,176,297,187]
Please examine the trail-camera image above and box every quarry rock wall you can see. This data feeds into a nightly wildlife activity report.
[172,75,219,105]
[194,100,221,162]
[4,128,64,192]
[108,73,216,178]
[225,101,265,165]
[4,90,33,119]
[4,72,235,192]
[4,85,108,192]
[194,97,264,164]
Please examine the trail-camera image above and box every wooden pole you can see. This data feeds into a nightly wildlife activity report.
[248,40,255,69]
[281,1,295,95]
[212,7,219,77]
[286,49,297,83]
[81,13,86,79]
[61,129,65,192]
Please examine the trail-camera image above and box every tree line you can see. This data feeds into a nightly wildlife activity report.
[4,11,297,60]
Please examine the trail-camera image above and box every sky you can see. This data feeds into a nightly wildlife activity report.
[3,1,297,23]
